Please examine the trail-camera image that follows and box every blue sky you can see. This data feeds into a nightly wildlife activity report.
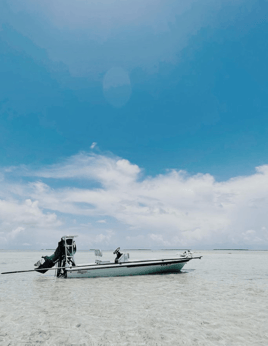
[1,0,268,249]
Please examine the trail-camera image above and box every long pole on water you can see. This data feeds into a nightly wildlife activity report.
[1,267,68,275]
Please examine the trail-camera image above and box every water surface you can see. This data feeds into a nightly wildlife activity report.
[0,250,267,345]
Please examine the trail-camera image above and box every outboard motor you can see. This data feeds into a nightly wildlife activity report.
[35,236,76,277]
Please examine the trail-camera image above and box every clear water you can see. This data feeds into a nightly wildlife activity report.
[0,250,267,345]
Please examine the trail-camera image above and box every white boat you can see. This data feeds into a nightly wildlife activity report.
[2,235,202,278]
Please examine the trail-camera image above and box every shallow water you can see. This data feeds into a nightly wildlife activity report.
[0,250,267,345]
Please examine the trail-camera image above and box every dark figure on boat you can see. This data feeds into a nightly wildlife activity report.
[113,247,123,263]
[35,238,76,274]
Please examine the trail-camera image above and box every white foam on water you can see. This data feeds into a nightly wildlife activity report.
[0,250,267,345]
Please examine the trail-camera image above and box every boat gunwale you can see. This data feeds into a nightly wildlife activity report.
[66,257,192,272]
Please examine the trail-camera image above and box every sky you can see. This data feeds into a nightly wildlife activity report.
[0,0,268,250]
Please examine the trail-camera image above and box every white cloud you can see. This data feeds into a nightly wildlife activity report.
[22,153,141,191]
[94,230,114,244]
[90,142,97,149]
[0,197,62,247]
[8,226,25,240]
[1,152,268,249]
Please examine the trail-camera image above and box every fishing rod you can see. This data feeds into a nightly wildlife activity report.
[1,266,69,275]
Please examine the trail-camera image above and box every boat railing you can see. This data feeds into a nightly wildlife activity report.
[62,235,77,265]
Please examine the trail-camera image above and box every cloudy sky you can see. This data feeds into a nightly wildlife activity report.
[1,0,268,249]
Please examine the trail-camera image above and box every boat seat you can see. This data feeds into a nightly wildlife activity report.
[95,260,111,265]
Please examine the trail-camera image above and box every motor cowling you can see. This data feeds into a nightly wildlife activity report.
[35,238,76,274]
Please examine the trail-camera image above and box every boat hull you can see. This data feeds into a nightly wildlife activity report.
[66,259,189,278]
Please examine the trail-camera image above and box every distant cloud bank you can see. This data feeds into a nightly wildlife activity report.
[1,151,268,249]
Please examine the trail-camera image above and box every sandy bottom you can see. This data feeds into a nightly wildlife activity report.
[0,250,267,345]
